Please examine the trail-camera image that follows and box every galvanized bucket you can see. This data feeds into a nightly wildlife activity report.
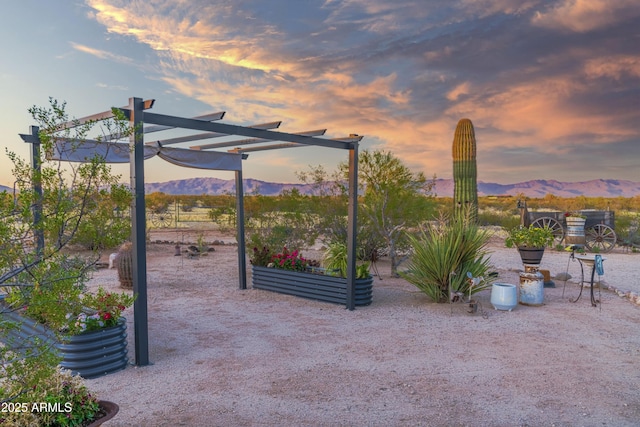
[565,217,586,246]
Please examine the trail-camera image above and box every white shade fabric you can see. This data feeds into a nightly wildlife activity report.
[50,139,242,171]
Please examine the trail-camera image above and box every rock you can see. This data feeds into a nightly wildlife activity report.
[554,272,572,281]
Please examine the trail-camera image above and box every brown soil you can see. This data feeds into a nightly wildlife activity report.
[86,228,640,426]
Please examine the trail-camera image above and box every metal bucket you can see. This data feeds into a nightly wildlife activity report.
[491,283,518,311]
[519,266,544,306]
[565,217,586,246]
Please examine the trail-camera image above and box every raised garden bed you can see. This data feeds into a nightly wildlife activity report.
[251,266,373,306]
[1,296,129,379]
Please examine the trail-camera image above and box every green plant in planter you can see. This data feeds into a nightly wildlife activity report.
[505,225,555,248]
[323,242,370,279]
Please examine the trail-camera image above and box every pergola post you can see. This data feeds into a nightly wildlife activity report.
[235,168,247,289]
[346,142,359,310]
[129,97,150,366]
[28,126,45,258]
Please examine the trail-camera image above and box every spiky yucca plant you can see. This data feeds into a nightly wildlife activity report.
[452,118,478,222]
[400,213,493,303]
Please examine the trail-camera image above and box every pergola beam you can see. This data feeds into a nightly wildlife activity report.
[54,99,155,132]
[229,134,363,153]
[142,112,226,136]
[155,121,282,146]
[195,129,327,151]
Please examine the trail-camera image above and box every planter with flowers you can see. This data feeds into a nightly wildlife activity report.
[1,287,134,379]
[251,245,373,306]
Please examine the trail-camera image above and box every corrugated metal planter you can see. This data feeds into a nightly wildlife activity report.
[1,300,129,379]
[252,265,373,306]
[57,319,129,379]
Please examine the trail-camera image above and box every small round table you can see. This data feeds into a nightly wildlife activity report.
[574,255,606,307]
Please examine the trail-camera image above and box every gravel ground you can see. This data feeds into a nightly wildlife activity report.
[85,230,640,426]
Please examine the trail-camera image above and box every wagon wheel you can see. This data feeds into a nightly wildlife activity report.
[585,224,616,253]
[150,211,173,228]
[530,217,564,245]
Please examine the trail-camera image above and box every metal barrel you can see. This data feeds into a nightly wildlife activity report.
[565,217,586,246]
[519,266,544,306]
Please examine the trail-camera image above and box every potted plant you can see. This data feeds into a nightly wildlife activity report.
[251,245,373,306]
[505,225,555,265]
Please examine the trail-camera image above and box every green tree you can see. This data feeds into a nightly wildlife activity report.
[344,149,436,277]
[296,164,349,244]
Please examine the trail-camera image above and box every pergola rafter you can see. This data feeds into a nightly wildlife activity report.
[22,97,362,369]
[193,129,328,151]
[157,121,282,147]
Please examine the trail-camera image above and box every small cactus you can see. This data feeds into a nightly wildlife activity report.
[452,118,478,222]
[115,241,134,290]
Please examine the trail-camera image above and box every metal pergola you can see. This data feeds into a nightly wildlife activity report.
[21,97,362,367]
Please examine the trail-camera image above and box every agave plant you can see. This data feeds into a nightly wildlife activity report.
[400,214,494,303]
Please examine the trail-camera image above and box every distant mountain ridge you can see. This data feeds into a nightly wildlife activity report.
[142,178,640,198]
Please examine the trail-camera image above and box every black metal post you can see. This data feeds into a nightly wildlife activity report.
[129,97,150,366]
[346,143,359,310]
[236,168,247,289]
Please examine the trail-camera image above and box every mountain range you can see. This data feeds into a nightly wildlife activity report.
[144,177,640,198]
[3,178,639,198]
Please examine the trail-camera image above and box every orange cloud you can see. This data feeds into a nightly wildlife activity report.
[532,0,640,33]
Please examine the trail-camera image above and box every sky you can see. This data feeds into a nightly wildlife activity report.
[1,0,639,188]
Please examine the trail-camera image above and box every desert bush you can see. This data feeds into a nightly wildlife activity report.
[400,213,494,303]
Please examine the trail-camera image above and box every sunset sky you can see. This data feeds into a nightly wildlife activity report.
[1,0,639,188]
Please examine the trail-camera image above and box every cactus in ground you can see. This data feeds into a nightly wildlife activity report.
[116,241,134,289]
[452,118,478,222]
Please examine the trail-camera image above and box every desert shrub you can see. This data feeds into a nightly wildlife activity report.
[476,206,520,229]
[400,214,494,303]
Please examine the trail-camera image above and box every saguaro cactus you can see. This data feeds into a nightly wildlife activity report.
[452,118,478,222]
[116,241,134,289]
